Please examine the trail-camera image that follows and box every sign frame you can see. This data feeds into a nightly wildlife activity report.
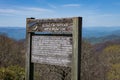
[26,17,82,80]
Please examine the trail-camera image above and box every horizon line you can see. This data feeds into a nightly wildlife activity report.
[0,26,120,28]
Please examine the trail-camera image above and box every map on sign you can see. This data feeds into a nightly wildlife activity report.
[31,35,72,67]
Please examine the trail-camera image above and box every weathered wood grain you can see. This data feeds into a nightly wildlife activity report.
[72,17,82,80]
[31,36,72,67]
[27,18,73,34]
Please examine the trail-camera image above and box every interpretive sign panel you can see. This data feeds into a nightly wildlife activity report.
[32,35,72,67]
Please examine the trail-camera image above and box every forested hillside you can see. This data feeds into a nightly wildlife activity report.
[0,33,120,80]
[81,40,120,80]
[0,34,25,80]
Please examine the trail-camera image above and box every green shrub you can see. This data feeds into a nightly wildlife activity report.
[0,65,25,80]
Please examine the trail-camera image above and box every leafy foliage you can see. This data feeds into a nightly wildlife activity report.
[107,64,120,80]
[0,34,25,67]
[101,45,120,80]
[0,65,25,80]
[0,34,25,80]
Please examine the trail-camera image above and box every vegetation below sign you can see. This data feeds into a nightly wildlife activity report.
[0,33,120,80]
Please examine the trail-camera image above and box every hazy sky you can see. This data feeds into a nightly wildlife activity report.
[0,0,120,27]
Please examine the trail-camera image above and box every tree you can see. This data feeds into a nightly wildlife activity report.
[0,34,25,67]
[0,65,25,80]
[102,45,120,80]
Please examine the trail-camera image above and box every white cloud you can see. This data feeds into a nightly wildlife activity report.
[0,9,19,14]
[48,4,57,8]
[23,7,53,12]
[83,14,120,27]
[0,5,120,27]
[0,7,54,27]
[0,7,53,16]
[62,4,80,7]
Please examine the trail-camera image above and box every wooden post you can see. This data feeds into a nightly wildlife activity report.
[26,18,34,80]
[72,17,82,80]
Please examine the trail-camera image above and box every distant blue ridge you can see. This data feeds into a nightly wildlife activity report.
[0,27,26,40]
[0,27,120,40]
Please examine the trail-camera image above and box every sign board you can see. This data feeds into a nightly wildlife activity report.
[32,35,72,67]
[27,18,73,33]
[26,17,82,80]
[28,18,73,67]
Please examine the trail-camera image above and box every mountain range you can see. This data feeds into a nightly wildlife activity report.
[0,27,26,40]
[82,27,120,44]
[83,27,120,38]
[0,27,120,44]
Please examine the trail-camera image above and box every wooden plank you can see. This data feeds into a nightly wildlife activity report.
[27,18,73,34]
[31,36,72,67]
[72,17,82,80]
[26,18,34,80]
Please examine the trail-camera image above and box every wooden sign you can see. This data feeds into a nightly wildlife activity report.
[27,18,73,34]
[26,17,82,80]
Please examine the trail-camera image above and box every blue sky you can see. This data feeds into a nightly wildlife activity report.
[0,0,120,27]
